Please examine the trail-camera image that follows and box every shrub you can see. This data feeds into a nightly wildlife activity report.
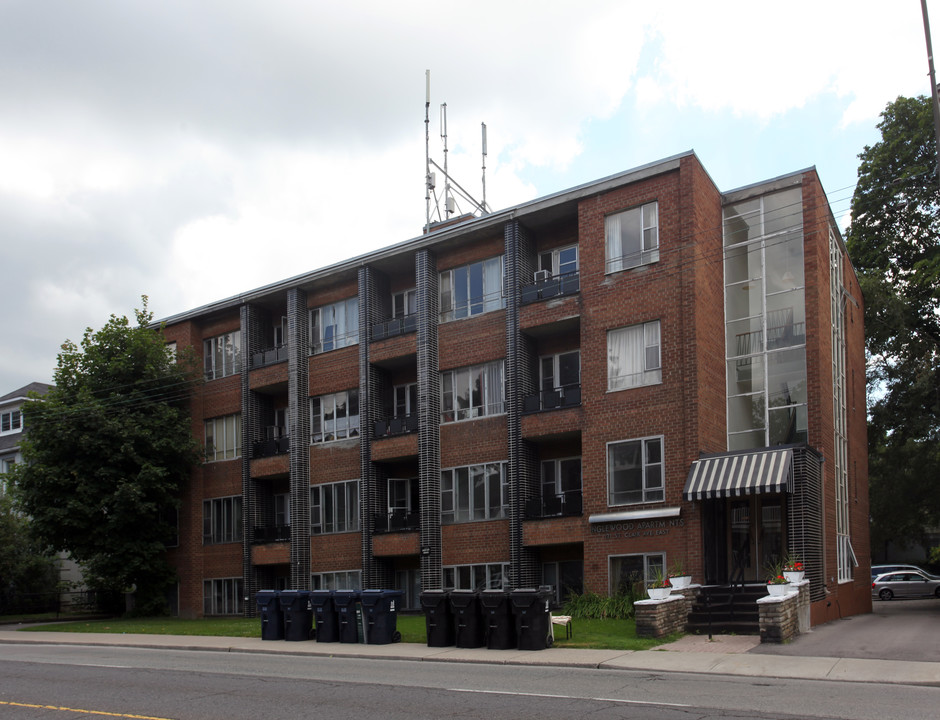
[563,590,634,620]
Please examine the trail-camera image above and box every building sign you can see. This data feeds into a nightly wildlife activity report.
[591,517,684,540]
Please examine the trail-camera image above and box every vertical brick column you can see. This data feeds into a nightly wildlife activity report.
[505,220,539,589]
[416,249,442,590]
[287,288,311,589]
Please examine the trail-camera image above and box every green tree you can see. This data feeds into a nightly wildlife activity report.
[846,95,940,555]
[12,298,200,615]
[0,491,59,609]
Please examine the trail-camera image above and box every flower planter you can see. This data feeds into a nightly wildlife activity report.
[647,587,672,600]
[767,583,791,597]
[783,570,805,584]
[669,575,692,590]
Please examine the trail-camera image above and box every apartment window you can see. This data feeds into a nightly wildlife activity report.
[439,256,504,322]
[393,289,417,318]
[311,479,360,534]
[542,561,584,604]
[203,331,241,380]
[312,570,362,590]
[1,409,22,434]
[540,351,580,391]
[607,436,664,506]
[443,562,510,591]
[538,245,579,276]
[202,496,243,544]
[394,383,417,418]
[608,321,661,390]
[441,462,509,524]
[165,341,177,364]
[605,201,659,273]
[310,390,360,443]
[310,297,359,354]
[609,553,665,595]
[203,577,243,615]
[441,361,504,422]
[205,414,241,462]
[274,493,290,527]
[541,457,582,498]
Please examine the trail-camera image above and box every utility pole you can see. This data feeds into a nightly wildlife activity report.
[922,0,940,181]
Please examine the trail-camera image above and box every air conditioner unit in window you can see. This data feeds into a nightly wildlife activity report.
[533,269,551,282]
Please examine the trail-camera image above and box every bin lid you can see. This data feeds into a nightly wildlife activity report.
[448,590,479,608]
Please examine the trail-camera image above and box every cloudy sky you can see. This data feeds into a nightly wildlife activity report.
[1,0,936,392]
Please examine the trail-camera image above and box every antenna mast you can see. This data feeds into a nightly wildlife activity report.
[482,123,488,213]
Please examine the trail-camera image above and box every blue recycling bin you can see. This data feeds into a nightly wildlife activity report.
[279,589,313,641]
[359,589,403,644]
[449,590,485,648]
[480,589,516,649]
[420,590,455,647]
[256,590,283,641]
[310,590,339,643]
[332,590,362,643]
[511,587,553,650]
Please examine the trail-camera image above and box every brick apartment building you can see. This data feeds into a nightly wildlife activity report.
[160,150,871,626]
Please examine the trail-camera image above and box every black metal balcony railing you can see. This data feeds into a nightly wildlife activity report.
[520,271,580,305]
[524,491,583,519]
[251,344,289,369]
[372,510,421,534]
[252,433,290,458]
[373,413,420,438]
[372,313,418,341]
[252,524,291,544]
[522,384,582,414]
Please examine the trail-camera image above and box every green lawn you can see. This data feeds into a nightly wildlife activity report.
[11,613,678,651]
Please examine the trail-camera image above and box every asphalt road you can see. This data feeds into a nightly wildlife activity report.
[3,643,940,720]
[751,597,940,662]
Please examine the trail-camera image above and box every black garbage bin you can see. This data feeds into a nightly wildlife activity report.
[310,590,339,643]
[420,590,455,647]
[256,589,283,641]
[511,587,553,650]
[332,590,362,643]
[449,590,485,648]
[480,589,516,649]
[279,589,313,641]
[359,589,403,644]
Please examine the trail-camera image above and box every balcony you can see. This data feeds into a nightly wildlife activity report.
[372,314,418,341]
[522,385,582,414]
[252,428,290,458]
[252,524,291,544]
[251,344,288,369]
[524,491,583,519]
[373,414,419,438]
[520,271,579,305]
[372,510,421,534]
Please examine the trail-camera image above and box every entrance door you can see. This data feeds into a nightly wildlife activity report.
[727,495,786,582]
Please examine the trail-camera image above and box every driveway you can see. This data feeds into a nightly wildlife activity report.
[750,597,940,662]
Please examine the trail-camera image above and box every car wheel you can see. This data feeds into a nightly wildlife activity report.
[879,588,893,601]
[935,587,940,599]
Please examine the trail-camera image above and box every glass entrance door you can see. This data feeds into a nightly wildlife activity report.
[727,495,786,582]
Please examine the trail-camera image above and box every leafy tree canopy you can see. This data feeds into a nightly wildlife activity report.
[846,95,940,552]
[12,298,200,614]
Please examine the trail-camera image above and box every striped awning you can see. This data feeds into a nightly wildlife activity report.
[683,448,793,501]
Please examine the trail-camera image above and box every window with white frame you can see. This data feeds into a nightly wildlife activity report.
[441,462,509,524]
[540,351,580,391]
[274,493,290,527]
[443,562,510,591]
[394,383,417,418]
[441,361,504,422]
[538,245,579,277]
[393,289,417,318]
[439,256,505,322]
[205,414,241,462]
[310,297,359,354]
[312,570,362,590]
[310,390,360,443]
[605,201,659,273]
[165,341,177,363]
[607,436,664,506]
[0,409,22,434]
[609,553,665,595]
[311,479,360,534]
[203,577,243,615]
[608,321,661,390]
[202,496,243,544]
[541,457,582,498]
[203,331,241,380]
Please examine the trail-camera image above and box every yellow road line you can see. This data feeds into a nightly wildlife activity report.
[0,700,175,719]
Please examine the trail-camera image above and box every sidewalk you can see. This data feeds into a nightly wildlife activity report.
[2,626,938,686]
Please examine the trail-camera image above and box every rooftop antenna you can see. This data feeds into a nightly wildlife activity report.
[423,70,491,232]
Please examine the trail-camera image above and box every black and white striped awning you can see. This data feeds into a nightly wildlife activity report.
[683,448,794,501]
